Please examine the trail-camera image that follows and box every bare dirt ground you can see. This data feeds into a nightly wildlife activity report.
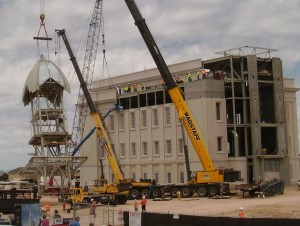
[40,186,300,226]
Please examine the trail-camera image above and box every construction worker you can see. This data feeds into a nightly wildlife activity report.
[45,203,50,212]
[196,69,201,80]
[134,199,138,211]
[202,68,207,79]
[179,77,184,84]
[162,80,166,87]
[239,207,245,218]
[53,209,61,218]
[127,84,131,93]
[141,82,145,90]
[141,196,147,212]
[90,199,97,217]
[187,72,192,82]
[175,75,180,84]
[117,85,122,94]
[258,176,262,185]
[176,190,181,200]
[83,182,88,192]
[63,200,66,212]
[133,83,137,92]
[123,85,128,93]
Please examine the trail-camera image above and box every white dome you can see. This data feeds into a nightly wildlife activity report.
[22,55,71,106]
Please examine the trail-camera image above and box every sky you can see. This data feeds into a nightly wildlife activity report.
[0,0,300,171]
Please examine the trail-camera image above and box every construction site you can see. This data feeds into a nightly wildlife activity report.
[1,0,300,225]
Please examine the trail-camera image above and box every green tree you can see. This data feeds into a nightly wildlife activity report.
[0,173,8,181]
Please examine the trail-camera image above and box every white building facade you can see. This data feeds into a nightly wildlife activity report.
[79,56,300,186]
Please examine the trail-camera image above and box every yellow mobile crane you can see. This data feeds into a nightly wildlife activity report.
[56,29,132,205]
[123,0,240,197]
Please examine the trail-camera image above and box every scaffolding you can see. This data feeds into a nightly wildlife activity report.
[20,56,87,194]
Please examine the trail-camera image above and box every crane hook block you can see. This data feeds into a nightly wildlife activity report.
[40,13,45,23]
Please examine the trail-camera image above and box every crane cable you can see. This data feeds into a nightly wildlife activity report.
[34,0,51,60]
[100,9,112,84]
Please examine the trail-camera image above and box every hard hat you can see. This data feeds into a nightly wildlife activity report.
[91,199,94,201]
[240,207,243,210]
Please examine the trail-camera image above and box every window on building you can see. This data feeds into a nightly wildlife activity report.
[131,142,136,156]
[143,173,147,179]
[166,140,172,155]
[154,141,160,155]
[217,137,222,152]
[264,159,280,172]
[167,172,171,183]
[111,174,114,183]
[120,143,125,158]
[153,109,158,126]
[109,115,114,131]
[132,173,136,181]
[155,172,159,183]
[165,107,170,125]
[120,113,125,130]
[130,112,136,129]
[142,142,148,156]
[216,102,221,121]
[179,171,184,183]
[141,110,147,128]
[178,138,184,154]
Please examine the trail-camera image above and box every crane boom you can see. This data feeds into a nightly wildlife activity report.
[71,0,103,156]
[124,0,215,171]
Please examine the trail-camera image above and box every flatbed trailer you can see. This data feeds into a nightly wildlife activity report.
[236,179,284,198]
[235,184,261,198]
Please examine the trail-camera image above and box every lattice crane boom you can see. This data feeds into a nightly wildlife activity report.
[70,0,103,155]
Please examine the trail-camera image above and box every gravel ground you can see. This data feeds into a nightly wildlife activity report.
[40,186,300,226]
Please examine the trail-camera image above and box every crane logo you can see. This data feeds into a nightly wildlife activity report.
[184,112,201,141]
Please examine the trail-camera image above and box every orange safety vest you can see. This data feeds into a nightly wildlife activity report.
[46,203,50,212]
[239,210,245,218]
[141,199,147,206]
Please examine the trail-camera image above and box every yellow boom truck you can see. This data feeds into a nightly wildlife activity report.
[56,29,132,205]
[122,0,241,198]
[57,28,159,204]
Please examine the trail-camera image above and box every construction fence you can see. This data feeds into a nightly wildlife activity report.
[122,211,300,226]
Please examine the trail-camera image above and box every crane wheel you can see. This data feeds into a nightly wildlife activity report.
[171,188,179,198]
[208,187,218,197]
[140,189,149,198]
[82,198,89,204]
[197,187,208,197]
[181,188,191,198]
[152,188,161,198]
[129,189,140,199]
